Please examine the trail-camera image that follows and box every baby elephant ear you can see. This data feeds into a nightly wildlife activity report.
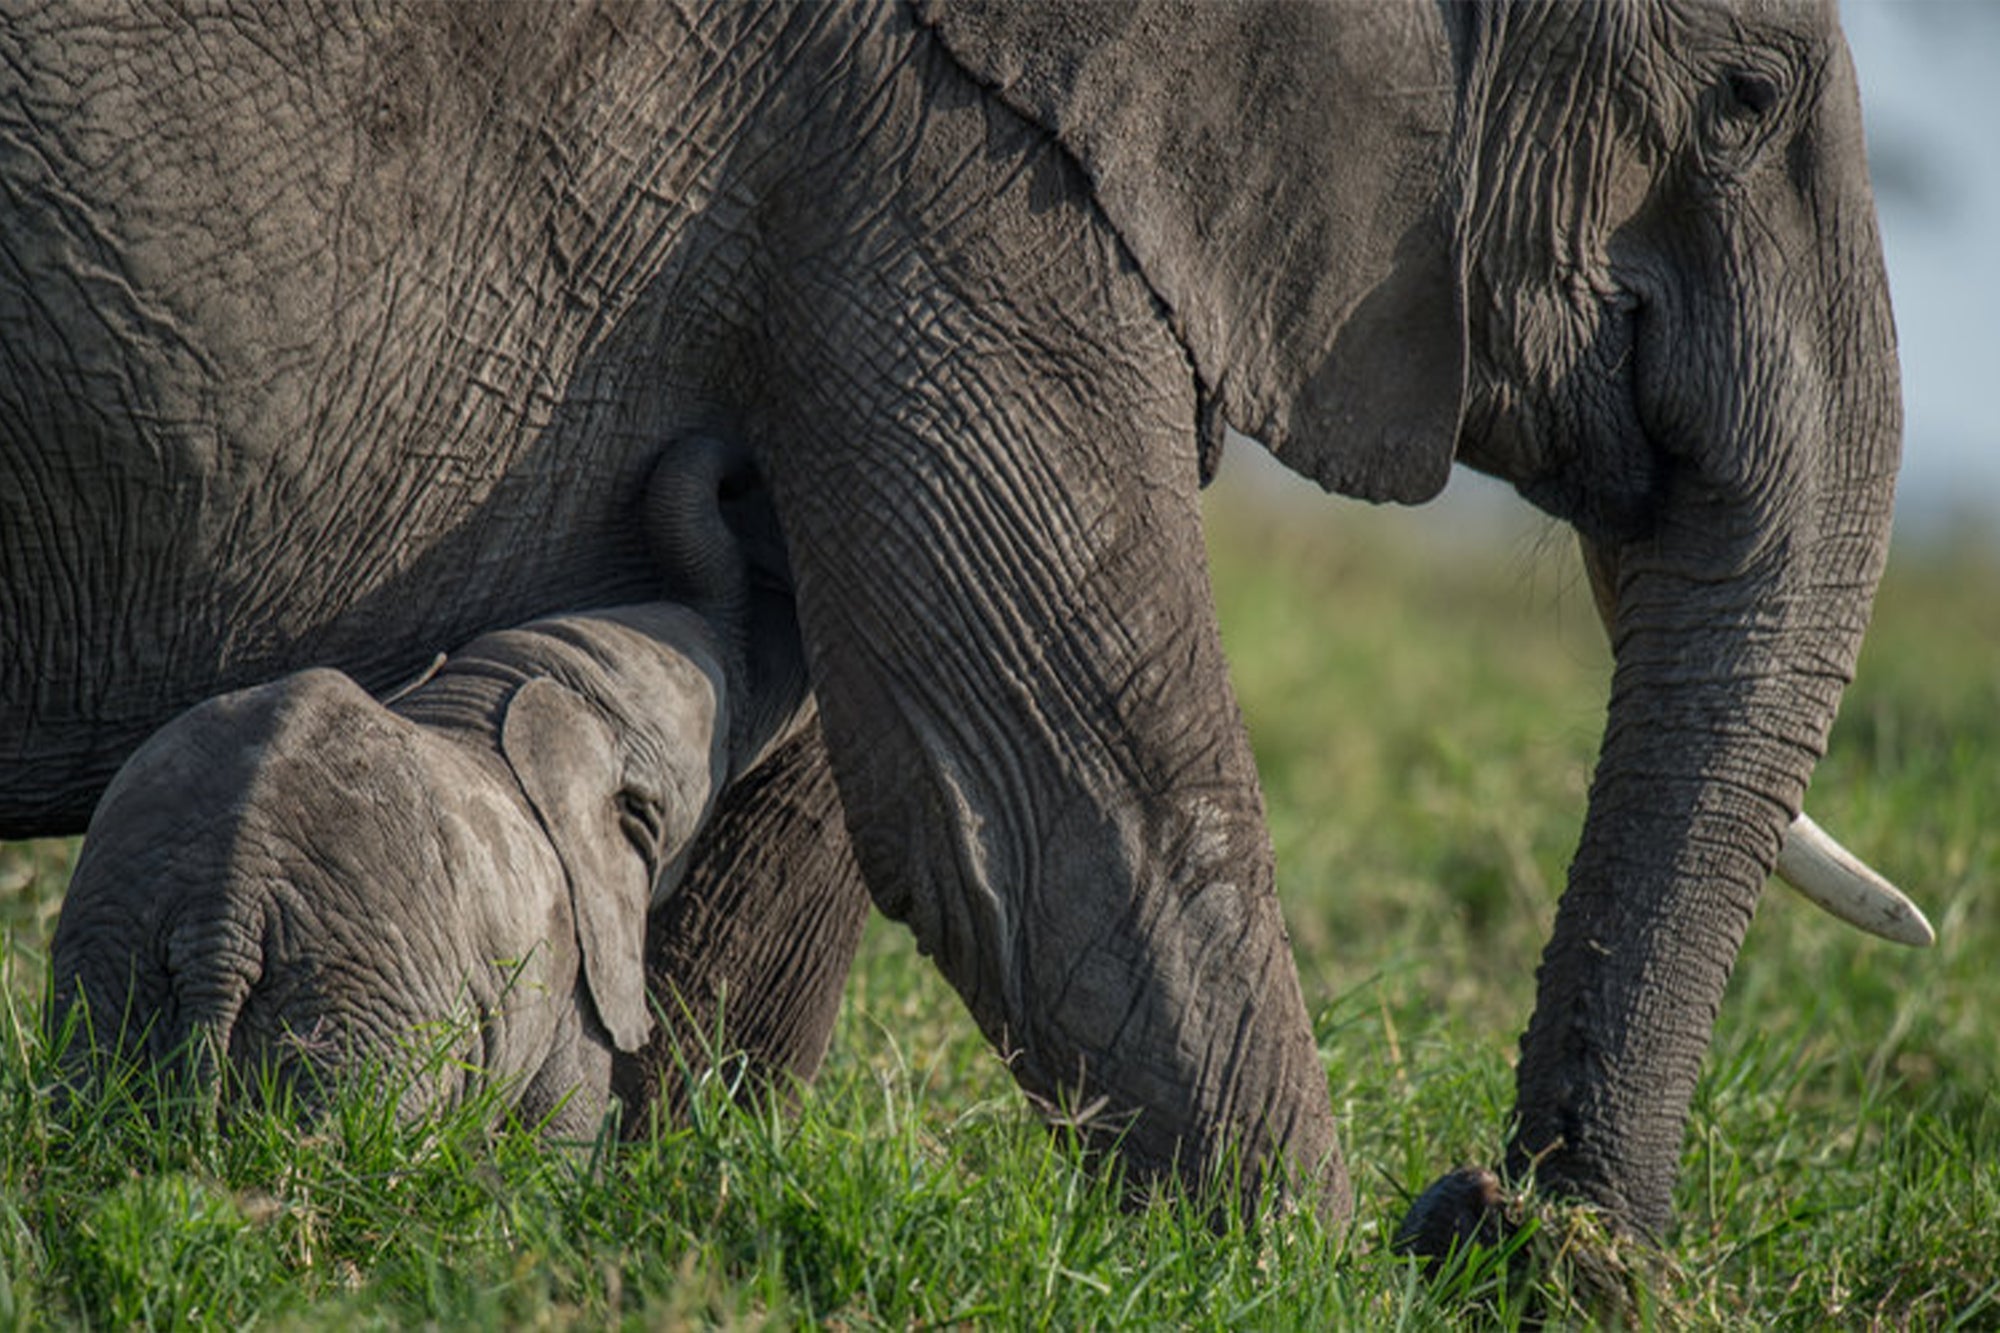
[501,678,652,1054]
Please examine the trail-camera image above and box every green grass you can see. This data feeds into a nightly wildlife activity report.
[2,474,1995,1328]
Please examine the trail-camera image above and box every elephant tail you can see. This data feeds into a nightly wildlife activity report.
[46,763,280,1121]
[46,906,259,1122]
[644,438,810,777]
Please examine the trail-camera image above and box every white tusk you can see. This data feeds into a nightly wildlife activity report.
[1775,812,1936,948]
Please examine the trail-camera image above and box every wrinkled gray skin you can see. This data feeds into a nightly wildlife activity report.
[50,597,806,1133]
[2,1,1900,1243]
[50,441,811,1127]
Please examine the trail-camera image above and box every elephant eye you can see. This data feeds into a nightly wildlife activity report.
[1702,68,1787,161]
[1721,70,1782,119]
[616,789,666,868]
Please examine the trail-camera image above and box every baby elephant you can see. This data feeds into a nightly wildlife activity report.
[51,599,805,1134]
[50,597,807,1133]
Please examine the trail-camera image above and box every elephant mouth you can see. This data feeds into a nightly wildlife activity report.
[1515,457,1662,548]
[1463,293,1667,547]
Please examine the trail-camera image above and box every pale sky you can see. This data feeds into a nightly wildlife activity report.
[1844,0,2000,523]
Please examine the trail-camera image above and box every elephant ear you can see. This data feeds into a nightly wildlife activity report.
[501,677,653,1054]
[915,0,1466,504]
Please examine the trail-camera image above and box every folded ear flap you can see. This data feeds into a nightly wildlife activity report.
[1292,218,1467,503]
[501,677,652,1054]
[917,0,1466,504]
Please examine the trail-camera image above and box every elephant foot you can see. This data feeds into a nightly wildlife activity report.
[1392,1166,1513,1263]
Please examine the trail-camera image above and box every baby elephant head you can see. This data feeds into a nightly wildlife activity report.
[49,602,795,1133]
[481,604,749,1059]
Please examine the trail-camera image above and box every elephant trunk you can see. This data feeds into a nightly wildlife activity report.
[1509,566,1833,1229]
[1512,421,1897,1238]
[1578,543,1932,948]
[1501,44,1904,1229]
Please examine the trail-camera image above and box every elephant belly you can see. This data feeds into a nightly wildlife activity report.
[0,3,814,835]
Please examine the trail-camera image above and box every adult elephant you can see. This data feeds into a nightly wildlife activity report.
[0,0,1906,1243]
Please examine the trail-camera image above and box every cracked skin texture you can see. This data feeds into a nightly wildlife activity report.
[7,0,1902,1244]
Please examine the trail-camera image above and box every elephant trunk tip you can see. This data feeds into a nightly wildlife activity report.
[1393,1166,1512,1265]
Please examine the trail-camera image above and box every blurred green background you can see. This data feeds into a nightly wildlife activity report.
[3,451,1994,1324]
